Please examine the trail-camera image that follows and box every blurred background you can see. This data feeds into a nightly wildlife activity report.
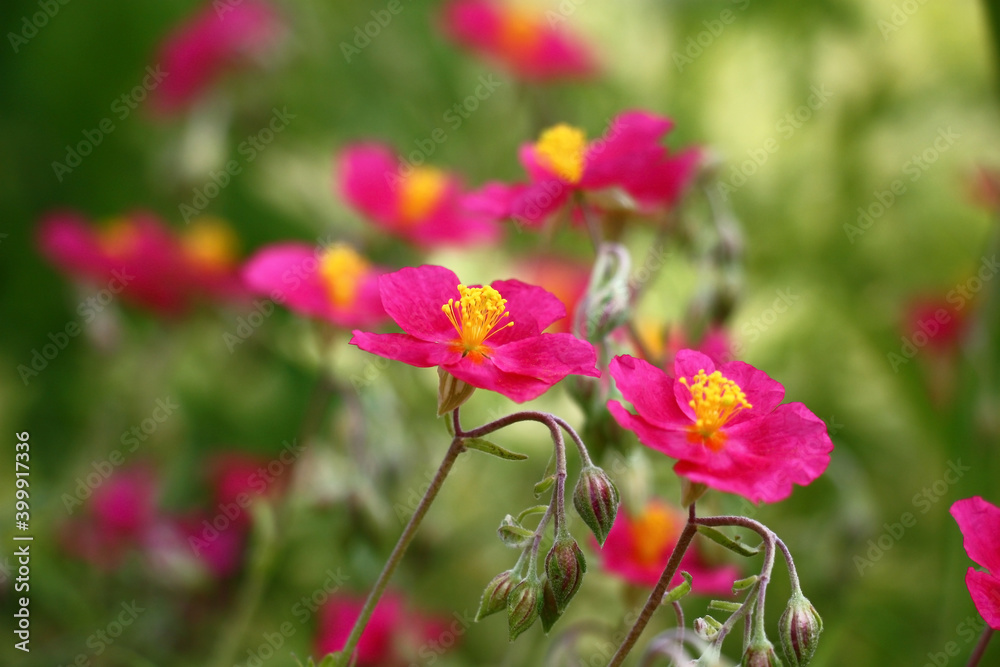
[1,0,999,665]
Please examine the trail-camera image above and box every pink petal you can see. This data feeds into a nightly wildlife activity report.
[338,143,402,223]
[379,265,462,342]
[489,278,566,342]
[243,243,331,315]
[607,401,714,466]
[350,332,458,368]
[443,356,554,403]
[510,180,571,227]
[491,333,598,383]
[715,358,786,427]
[966,568,1000,630]
[951,497,1000,574]
[672,349,719,422]
[609,355,691,429]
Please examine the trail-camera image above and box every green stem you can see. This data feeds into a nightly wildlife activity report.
[606,504,699,667]
[333,426,467,665]
[968,627,994,667]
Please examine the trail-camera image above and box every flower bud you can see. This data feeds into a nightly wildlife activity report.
[544,535,587,611]
[573,465,620,545]
[778,593,822,666]
[506,576,542,641]
[742,637,783,667]
[437,367,475,416]
[476,570,517,621]
[538,576,562,633]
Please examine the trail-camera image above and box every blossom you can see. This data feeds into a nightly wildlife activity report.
[440,0,596,80]
[150,0,285,115]
[350,265,599,403]
[476,111,700,228]
[38,210,244,315]
[598,498,739,594]
[607,351,832,503]
[316,593,451,666]
[950,496,1000,629]
[337,143,502,248]
[242,241,389,327]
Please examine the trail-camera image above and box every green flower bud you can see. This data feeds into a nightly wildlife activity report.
[573,465,620,545]
[476,570,517,621]
[779,593,822,666]
[544,535,586,611]
[742,637,783,667]
[506,577,542,641]
[538,576,562,634]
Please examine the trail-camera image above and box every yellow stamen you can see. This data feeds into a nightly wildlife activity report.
[398,167,448,224]
[441,284,514,362]
[320,244,371,309]
[98,218,139,257]
[182,217,239,270]
[679,369,752,451]
[499,9,542,55]
[630,501,678,568]
[534,124,587,184]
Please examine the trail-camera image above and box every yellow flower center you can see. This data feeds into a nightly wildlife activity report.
[679,369,752,452]
[320,244,371,309]
[398,167,448,224]
[630,501,678,568]
[98,218,139,257]
[441,285,514,362]
[534,124,587,184]
[182,217,239,270]
[499,9,542,55]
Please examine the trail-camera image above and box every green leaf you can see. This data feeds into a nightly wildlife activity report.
[662,571,692,604]
[533,475,555,497]
[498,515,536,548]
[463,437,528,461]
[708,599,743,613]
[516,505,550,523]
[696,525,761,557]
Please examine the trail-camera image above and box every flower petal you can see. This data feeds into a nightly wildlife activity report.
[951,496,1000,574]
[379,265,462,342]
[443,356,554,403]
[609,355,691,429]
[490,333,598,382]
[607,401,713,466]
[350,332,458,368]
[716,358,786,427]
[966,568,1000,630]
[490,278,567,342]
[338,143,401,222]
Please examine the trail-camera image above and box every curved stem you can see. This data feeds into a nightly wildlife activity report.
[968,627,995,667]
[774,535,801,593]
[550,415,593,467]
[333,433,467,665]
[606,504,699,667]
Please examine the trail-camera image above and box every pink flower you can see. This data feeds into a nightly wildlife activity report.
[950,497,1000,629]
[607,351,833,503]
[242,241,389,327]
[337,143,502,248]
[316,593,451,666]
[477,111,700,228]
[350,265,599,403]
[207,452,284,529]
[150,0,285,115]
[38,210,244,315]
[598,498,740,594]
[440,0,597,80]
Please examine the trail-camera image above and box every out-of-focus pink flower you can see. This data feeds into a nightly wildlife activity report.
[971,165,1000,213]
[475,111,700,228]
[440,0,597,80]
[337,143,502,248]
[150,0,285,115]
[950,497,1000,630]
[905,298,967,354]
[38,210,244,316]
[598,498,739,594]
[242,241,389,328]
[608,351,832,503]
[514,255,590,333]
[350,265,599,403]
[316,592,452,666]
[206,452,281,529]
